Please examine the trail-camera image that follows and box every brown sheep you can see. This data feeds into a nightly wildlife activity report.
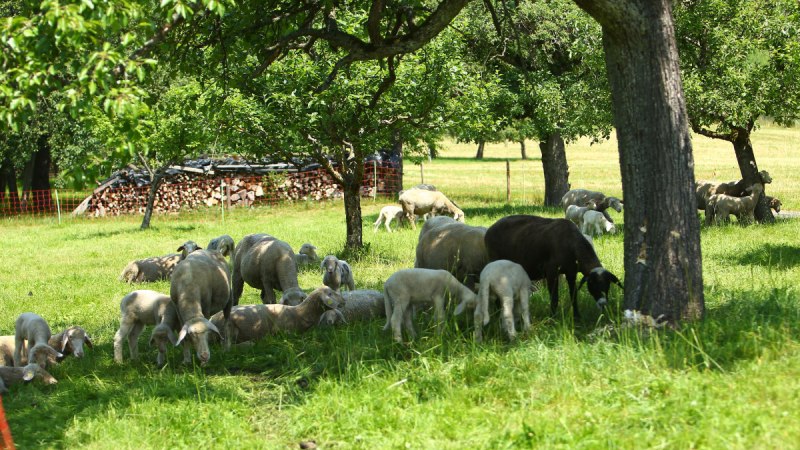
[706,183,763,225]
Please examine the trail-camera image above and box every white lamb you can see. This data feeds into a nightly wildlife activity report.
[581,210,616,237]
[113,289,181,366]
[13,313,62,368]
[318,289,385,326]
[383,268,478,343]
[373,205,407,232]
[565,201,597,229]
[455,260,531,342]
[321,255,355,291]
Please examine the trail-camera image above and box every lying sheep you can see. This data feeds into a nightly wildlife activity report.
[766,196,782,213]
[414,220,489,289]
[0,363,58,394]
[581,210,616,237]
[119,240,201,283]
[294,243,319,266]
[49,326,93,360]
[561,189,623,223]
[383,268,478,343]
[373,205,407,232]
[171,249,232,365]
[113,290,180,366]
[207,235,235,257]
[14,313,62,368]
[210,286,345,344]
[318,289,385,326]
[485,215,622,319]
[399,189,465,229]
[706,183,763,225]
[321,255,355,292]
[455,260,532,342]
[232,233,307,306]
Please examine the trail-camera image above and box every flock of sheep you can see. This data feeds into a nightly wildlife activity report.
[695,170,782,224]
[2,184,630,393]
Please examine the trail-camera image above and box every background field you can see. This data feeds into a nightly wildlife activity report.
[2,124,799,449]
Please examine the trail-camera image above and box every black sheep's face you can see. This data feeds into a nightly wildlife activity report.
[585,268,621,309]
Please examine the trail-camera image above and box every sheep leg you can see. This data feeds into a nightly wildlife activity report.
[565,273,580,320]
[518,285,532,333]
[382,292,393,331]
[390,301,407,343]
[260,281,277,304]
[231,270,245,307]
[113,319,136,363]
[546,274,560,317]
[433,295,446,335]
[498,289,517,341]
[373,214,383,232]
[403,308,417,340]
[13,333,24,367]
[127,322,145,360]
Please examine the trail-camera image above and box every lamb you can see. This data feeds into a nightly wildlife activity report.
[321,255,355,292]
[232,233,307,306]
[113,290,180,366]
[414,220,489,288]
[561,189,623,223]
[119,240,201,283]
[565,201,598,229]
[210,286,345,344]
[317,289,385,326]
[13,313,62,368]
[398,189,465,229]
[454,260,532,342]
[49,326,93,360]
[382,268,478,343]
[766,196,782,213]
[581,210,616,237]
[373,205,407,232]
[706,183,763,225]
[0,336,15,366]
[171,249,232,365]
[207,235,235,257]
[0,363,58,394]
[696,170,772,209]
[484,215,622,319]
[294,243,320,266]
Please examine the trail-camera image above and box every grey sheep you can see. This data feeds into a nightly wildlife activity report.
[207,235,235,257]
[294,243,320,266]
[561,189,623,223]
[0,363,58,394]
[211,286,345,344]
[415,220,489,289]
[318,289,385,326]
[119,240,201,283]
[321,255,355,292]
[232,233,307,306]
[399,189,465,229]
[113,289,180,366]
[49,326,93,360]
[14,312,62,368]
[382,268,478,343]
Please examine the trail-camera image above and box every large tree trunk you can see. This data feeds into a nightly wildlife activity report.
[576,0,704,324]
[539,132,570,207]
[732,126,774,224]
[140,169,167,230]
[520,140,528,160]
[391,131,404,196]
[475,140,485,159]
[21,137,53,211]
[343,181,363,250]
[0,156,19,208]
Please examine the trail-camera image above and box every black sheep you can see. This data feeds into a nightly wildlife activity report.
[484,215,622,319]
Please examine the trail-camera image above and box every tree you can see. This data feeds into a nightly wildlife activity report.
[674,0,800,223]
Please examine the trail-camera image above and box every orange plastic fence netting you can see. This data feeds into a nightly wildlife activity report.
[0,396,15,450]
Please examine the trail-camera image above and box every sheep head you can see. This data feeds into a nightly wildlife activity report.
[175,318,222,366]
[608,197,623,213]
[150,324,178,352]
[207,235,235,257]
[578,267,623,310]
[298,243,318,260]
[280,287,308,306]
[56,326,93,358]
[177,241,202,260]
[317,309,348,326]
[28,343,63,368]
[769,197,782,213]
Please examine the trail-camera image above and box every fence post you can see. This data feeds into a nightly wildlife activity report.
[220,179,225,225]
[54,189,62,225]
[420,163,424,184]
[373,160,378,199]
[506,160,511,203]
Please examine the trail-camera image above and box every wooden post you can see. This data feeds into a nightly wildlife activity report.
[373,160,378,199]
[506,160,511,203]
[55,189,62,225]
[420,163,424,184]
[220,179,225,224]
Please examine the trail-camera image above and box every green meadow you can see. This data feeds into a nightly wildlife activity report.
[1,125,799,449]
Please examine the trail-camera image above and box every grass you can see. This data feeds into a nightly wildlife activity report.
[2,124,800,449]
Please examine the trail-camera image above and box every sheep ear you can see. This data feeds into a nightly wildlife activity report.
[60,333,70,352]
[206,320,223,342]
[454,301,467,316]
[333,309,347,324]
[177,244,185,252]
[22,366,36,381]
[84,334,94,349]
[176,324,189,346]
[48,347,64,363]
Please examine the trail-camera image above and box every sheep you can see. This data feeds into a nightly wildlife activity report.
[210,286,345,344]
[565,201,598,229]
[118,240,201,283]
[561,189,623,223]
[399,189,465,229]
[232,233,307,307]
[414,220,489,289]
[373,205,407,232]
[13,313,62,368]
[49,326,93,360]
[581,210,616,237]
[113,289,180,366]
[706,183,763,225]
[0,336,15,366]
[484,215,622,319]
[320,255,355,292]
[317,289,385,326]
[766,195,782,213]
[382,268,478,343]
[454,260,532,342]
[171,249,232,365]
[294,243,320,266]
[207,235,235,257]
[0,363,58,394]
[696,170,772,209]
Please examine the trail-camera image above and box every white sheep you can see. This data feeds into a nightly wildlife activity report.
[210,286,345,344]
[317,289,385,326]
[564,201,597,229]
[294,243,320,266]
[321,255,355,292]
[13,313,62,368]
[706,183,763,225]
[113,289,181,366]
[382,268,478,343]
[207,235,235,257]
[232,233,307,306]
[581,210,616,237]
[0,363,58,394]
[119,240,201,283]
[455,260,531,342]
[373,205,407,232]
[49,326,93,360]
[399,189,465,229]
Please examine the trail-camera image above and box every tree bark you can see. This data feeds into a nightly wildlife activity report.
[391,131,404,196]
[475,140,485,159]
[575,0,704,323]
[539,132,570,207]
[140,169,167,230]
[520,140,528,160]
[21,137,53,211]
[0,156,19,208]
[732,126,774,223]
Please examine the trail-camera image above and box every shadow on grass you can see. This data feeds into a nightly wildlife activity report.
[723,243,800,269]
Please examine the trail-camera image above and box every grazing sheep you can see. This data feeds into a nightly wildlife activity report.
[232,233,307,306]
[49,326,93,360]
[373,205,407,232]
[318,289,386,326]
[382,268,478,343]
[0,363,58,394]
[14,313,62,368]
[484,215,622,319]
[321,255,355,292]
[454,260,532,342]
[696,170,772,209]
[210,286,345,344]
[399,189,465,229]
[766,196,782,213]
[113,290,180,366]
[414,220,489,288]
[119,240,201,283]
[207,235,235,257]
[565,201,597,229]
[706,183,763,225]
[561,189,623,223]
[294,243,320,266]
[171,249,232,366]
[581,210,616,237]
